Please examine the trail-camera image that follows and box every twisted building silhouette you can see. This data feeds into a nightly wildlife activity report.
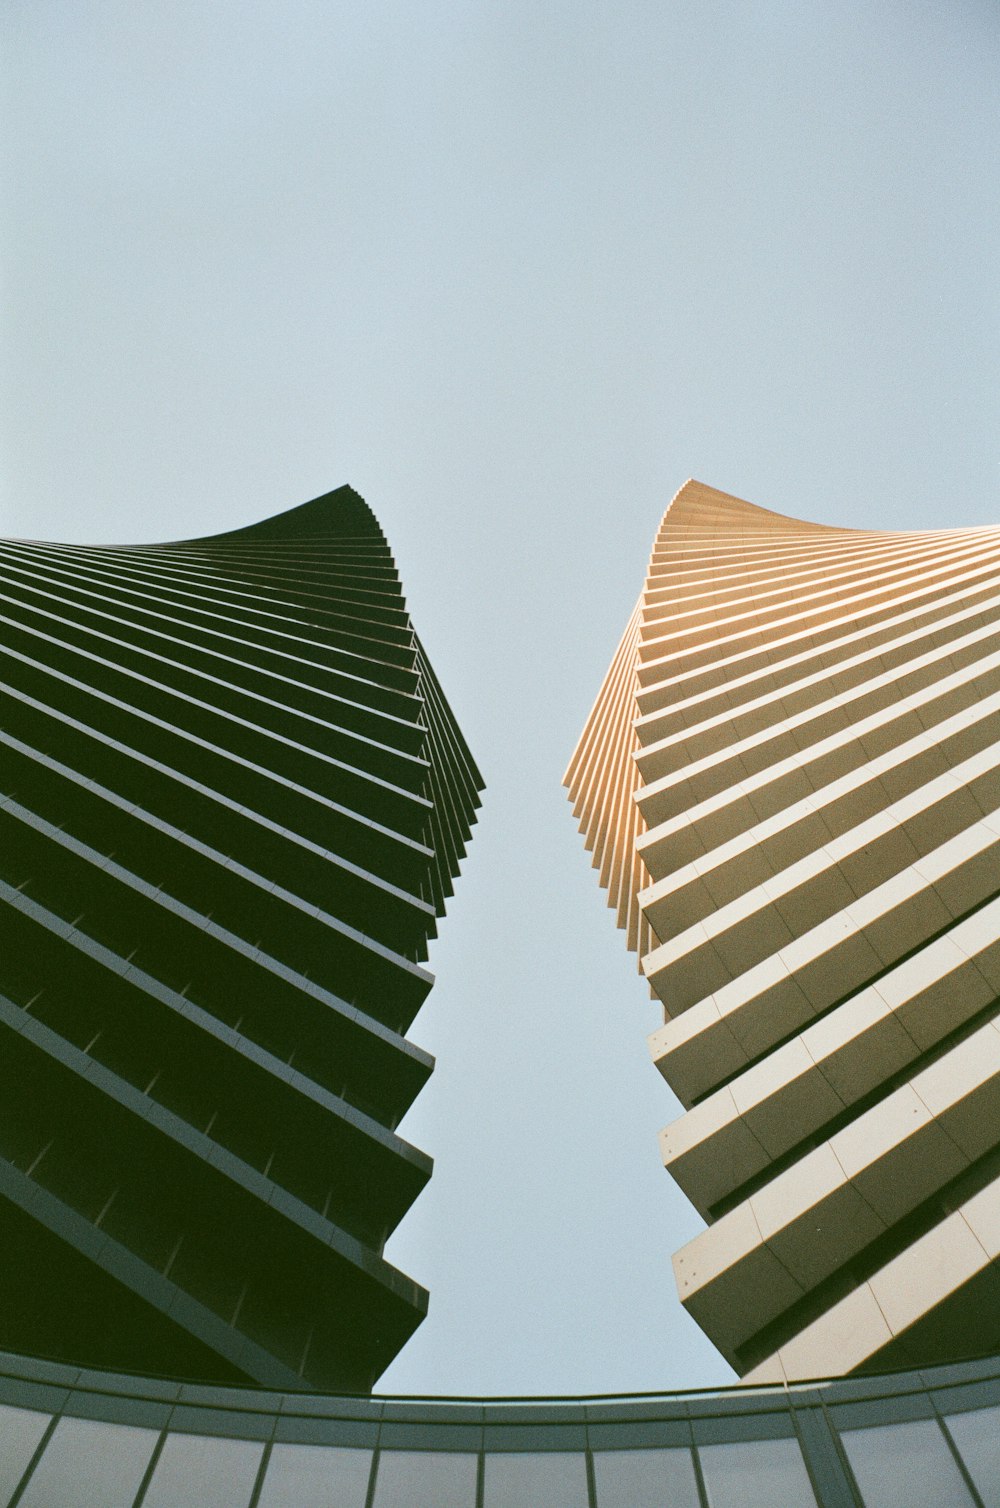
[567,479,1000,1381]
[0,485,481,1394]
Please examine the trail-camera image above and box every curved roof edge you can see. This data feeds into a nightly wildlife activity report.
[4,1344,999,1414]
[178,483,384,545]
[4,1346,997,1505]
[663,477,860,533]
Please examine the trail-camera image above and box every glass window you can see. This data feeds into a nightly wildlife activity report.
[141,1431,264,1508]
[944,1405,1000,1508]
[0,1405,51,1507]
[483,1451,589,1508]
[18,1417,159,1508]
[840,1419,974,1508]
[593,1446,700,1507]
[698,1436,817,1508]
[256,1442,373,1507]
[373,1450,477,1508]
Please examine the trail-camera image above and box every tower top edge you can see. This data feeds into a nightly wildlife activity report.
[172,484,384,547]
[1,484,386,551]
[663,479,858,534]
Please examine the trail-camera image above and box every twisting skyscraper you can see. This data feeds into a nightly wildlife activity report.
[567,479,1000,1381]
[0,485,481,1394]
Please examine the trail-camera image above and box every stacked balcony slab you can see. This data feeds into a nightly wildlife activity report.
[566,480,1000,1382]
[0,485,482,1394]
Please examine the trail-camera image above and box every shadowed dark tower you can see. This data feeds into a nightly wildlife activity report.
[0,485,482,1393]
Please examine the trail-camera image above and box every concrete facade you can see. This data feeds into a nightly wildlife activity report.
[0,486,482,1393]
[566,480,1000,1381]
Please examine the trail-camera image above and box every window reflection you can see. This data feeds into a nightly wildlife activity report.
[18,1417,158,1508]
[944,1405,1000,1508]
[256,1442,373,1507]
[698,1436,817,1508]
[840,1419,974,1508]
[141,1431,264,1508]
[592,1446,700,1507]
[373,1449,477,1508]
[0,1404,51,1507]
[482,1452,589,1508]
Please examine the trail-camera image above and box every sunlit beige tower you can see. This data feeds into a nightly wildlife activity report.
[566,479,1000,1381]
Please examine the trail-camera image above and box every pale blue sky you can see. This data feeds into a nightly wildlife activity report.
[2,1,998,1394]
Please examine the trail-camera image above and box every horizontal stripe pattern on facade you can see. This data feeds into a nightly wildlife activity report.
[0,486,482,1393]
[565,479,1000,1382]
